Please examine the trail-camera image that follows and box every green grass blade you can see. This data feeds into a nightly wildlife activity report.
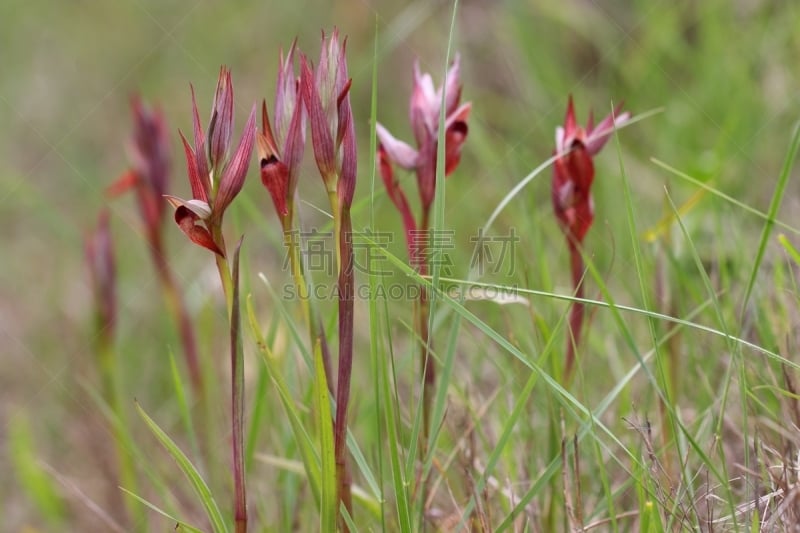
[663,189,740,524]
[135,402,228,533]
[778,233,800,265]
[313,333,337,532]
[366,15,388,531]
[650,158,800,236]
[245,294,322,507]
[740,122,800,314]
[119,488,204,533]
[168,349,201,472]
[245,352,269,472]
[380,301,413,533]
[8,411,66,524]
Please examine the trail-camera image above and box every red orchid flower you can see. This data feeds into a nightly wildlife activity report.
[258,42,307,223]
[552,95,630,243]
[376,54,471,260]
[300,29,357,209]
[107,96,171,246]
[166,67,257,257]
[553,95,630,381]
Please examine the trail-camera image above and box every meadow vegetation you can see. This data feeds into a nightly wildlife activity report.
[4,0,800,531]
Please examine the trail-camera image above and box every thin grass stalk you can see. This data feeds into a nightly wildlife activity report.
[334,206,355,528]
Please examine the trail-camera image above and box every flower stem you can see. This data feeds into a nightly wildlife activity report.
[564,238,585,383]
[230,240,247,533]
[328,189,342,272]
[209,222,246,532]
[334,207,355,529]
[211,223,234,316]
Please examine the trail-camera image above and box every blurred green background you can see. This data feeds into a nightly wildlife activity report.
[2,0,800,529]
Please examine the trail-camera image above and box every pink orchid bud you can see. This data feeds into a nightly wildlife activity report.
[301,55,336,188]
[208,67,235,173]
[274,41,304,154]
[301,31,356,198]
[314,29,347,131]
[258,131,290,219]
[85,210,117,336]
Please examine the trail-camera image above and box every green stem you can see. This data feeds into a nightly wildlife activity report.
[209,221,246,532]
[211,223,234,317]
[564,238,585,385]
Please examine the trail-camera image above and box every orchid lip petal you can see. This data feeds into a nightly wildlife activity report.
[165,195,212,220]
[260,155,290,218]
[555,126,566,153]
[376,123,418,169]
[174,205,225,256]
[444,102,471,130]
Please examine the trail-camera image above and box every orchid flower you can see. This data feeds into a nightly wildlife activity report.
[553,95,630,381]
[300,29,357,210]
[167,67,257,257]
[552,95,630,243]
[376,55,471,257]
[258,42,306,225]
